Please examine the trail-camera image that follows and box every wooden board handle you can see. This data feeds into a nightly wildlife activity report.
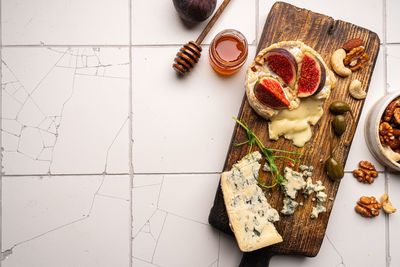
[239,249,273,267]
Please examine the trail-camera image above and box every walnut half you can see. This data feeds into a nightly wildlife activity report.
[381,194,396,214]
[353,161,378,184]
[355,196,381,217]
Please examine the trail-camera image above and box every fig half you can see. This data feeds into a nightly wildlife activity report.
[296,51,326,98]
[254,77,290,109]
[264,48,298,89]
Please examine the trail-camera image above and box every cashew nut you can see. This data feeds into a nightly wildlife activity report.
[331,49,352,77]
[348,79,366,99]
[381,194,396,214]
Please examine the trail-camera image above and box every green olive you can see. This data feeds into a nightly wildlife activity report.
[325,157,344,181]
[329,101,351,115]
[332,115,347,136]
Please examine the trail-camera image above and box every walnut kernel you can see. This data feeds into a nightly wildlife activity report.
[355,196,381,217]
[353,161,378,184]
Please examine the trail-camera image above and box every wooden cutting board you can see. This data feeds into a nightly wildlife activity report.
[208,2,380,266]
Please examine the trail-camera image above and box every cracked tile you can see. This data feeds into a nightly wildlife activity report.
[387,172,400,267]
[132,0,256,45]
[258,0,383,42]
[132,45,256,173]
[152,214,219,267]
[158,174,220,224]
[1,175,130,267]
[132,176,163,237]
[326,173,386,267]
[387,45,400,93]
[1,47,130,175]
[132,174,220,266]
[1,0,129,45]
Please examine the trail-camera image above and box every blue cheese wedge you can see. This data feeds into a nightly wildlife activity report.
[221,151,283,252]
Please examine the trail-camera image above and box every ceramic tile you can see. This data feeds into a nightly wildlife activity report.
[388,172,400,267]
[152,214,219,267]
[1,0,129,45]
[326,173,386,267]
[258,0,383,43]
[132,0,256,45]
[132,45,256,173]
[132,173,221,266]
[132,176,163,238]
[1,175,130,267]
[346,45,385,171]
[387,45,400,93]
[387,0,400,43]
[218,232,242,267]
[158,174,220,224]
[1,47,130,175]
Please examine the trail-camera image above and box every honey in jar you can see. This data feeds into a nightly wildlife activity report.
[209,29,248,75]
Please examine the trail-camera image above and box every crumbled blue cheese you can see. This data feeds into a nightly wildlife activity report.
[283,167,306,199]
[303,177,315,195]
[299,165,309,171]
[311,203,326,219]
[281,197,299,215]
[316,191,327,203]
[314,180,326,192]
[263,162,271,172]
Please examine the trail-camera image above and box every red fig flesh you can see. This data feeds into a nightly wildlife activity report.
[296,52,326,98]
[254,77,290,109]
[264,48,298,88]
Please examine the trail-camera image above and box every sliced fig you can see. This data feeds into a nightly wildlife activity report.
[264,48,298,88]
[254,77,290,109]
[296,51,326,98]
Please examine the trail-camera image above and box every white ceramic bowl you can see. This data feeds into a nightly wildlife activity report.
[365,91,400,171]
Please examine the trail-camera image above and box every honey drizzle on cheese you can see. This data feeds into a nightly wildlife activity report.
[268,97,324,147]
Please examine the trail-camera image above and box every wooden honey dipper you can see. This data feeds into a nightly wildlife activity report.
[173,0,231,75]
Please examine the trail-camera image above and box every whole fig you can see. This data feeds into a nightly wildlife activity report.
[173,0,217,24]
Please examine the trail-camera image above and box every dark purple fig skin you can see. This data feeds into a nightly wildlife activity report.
[173,0,217,24]
[264,48,298,88]
[297,52,326,98]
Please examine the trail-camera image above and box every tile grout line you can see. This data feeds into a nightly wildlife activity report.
[0,169,386,177]
[0,0,2,262]
[128,0,134,266]
[382,1,390,266]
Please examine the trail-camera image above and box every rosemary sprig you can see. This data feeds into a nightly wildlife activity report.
[232,117,302,189]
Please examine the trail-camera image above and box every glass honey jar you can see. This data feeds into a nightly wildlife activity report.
[209,29,248,76]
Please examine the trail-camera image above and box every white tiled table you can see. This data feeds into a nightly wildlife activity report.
[1,0,399,266]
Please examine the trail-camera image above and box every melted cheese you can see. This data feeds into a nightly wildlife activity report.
[268,97,324,147]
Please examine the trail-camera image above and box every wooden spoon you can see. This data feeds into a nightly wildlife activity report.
[173,0,231,75]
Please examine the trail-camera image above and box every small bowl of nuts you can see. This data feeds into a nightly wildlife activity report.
[365,91,400,171]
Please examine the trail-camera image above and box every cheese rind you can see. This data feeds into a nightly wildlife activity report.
[221,152,283,252]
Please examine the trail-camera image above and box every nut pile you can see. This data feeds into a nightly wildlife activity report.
[355,195,397,217]
[379,97,400,159]
[330,38,369,77]
[355,196,381,217]
[353,161,378,184]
